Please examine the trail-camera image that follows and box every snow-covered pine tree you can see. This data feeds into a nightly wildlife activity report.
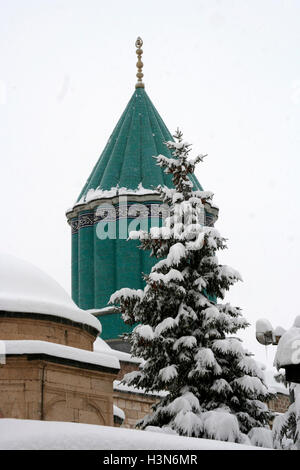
[110,129,273,443]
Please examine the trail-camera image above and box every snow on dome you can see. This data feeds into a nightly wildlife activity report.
[0,253,101,332]
[93,336,112,352]
[93,337,142,364]
[74,184,158,207]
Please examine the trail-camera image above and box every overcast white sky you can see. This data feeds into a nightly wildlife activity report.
[0,0,299,368]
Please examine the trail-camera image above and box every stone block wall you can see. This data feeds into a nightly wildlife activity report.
[268,393,290,414]
[113,360,159,429]
[115,360,140,381]
[0,356,116,426]
[113,389,157,429]
[0,315,96,351]
[114,389,292,430]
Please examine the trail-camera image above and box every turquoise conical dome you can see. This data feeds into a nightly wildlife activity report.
[67,85,215,350]
[77,87,202,203]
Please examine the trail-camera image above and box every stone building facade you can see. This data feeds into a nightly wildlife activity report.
[0,356,116,426]
[0,253,120,427]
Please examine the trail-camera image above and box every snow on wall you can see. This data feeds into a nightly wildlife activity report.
[0,253,101,332]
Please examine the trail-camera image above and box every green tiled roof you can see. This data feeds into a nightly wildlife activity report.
[77,87,202,202]
[71,86,207,345]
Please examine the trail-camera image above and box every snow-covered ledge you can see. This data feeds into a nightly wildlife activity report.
[3,340,120,372]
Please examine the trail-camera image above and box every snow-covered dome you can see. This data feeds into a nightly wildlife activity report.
[0,253,101,332]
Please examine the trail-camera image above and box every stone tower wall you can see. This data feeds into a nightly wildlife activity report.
[0,313,96,351]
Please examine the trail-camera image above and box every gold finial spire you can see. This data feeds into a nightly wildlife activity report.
[135,37,144,89]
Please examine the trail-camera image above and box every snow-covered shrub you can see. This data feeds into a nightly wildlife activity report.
[202,409,241,443]
[248,427,273,448]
